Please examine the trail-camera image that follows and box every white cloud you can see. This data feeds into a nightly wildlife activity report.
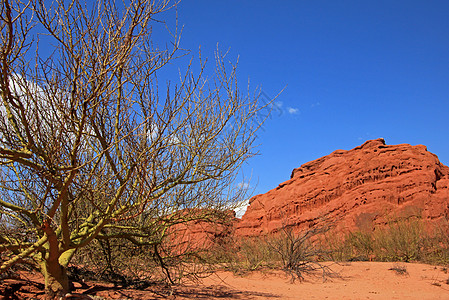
[236,182,250,189]
[146,123,181,146]
[234,199,249,219]
[1,75,96,152]
[287,107,299,114]
[274,101,283,109]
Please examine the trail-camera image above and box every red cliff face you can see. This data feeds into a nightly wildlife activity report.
[236,139,449,236]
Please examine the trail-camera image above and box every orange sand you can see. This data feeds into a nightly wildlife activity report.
[2,262,448,299]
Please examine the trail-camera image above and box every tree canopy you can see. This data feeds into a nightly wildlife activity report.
[0,0,270,296]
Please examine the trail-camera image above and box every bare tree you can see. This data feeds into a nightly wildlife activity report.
[0,0,270,297]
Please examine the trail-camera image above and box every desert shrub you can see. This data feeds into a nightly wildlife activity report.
[206,234,280,274]
[73,239,158,287]
[322,230,376,262]
[207,225,335,281]
[323,217,449,264]
[374,218,426,262]
[422,221,449,265]
[388,263,409,276]
[236,237,278,271]
[267,226,334,282]
[320,232,350,262]
[72,232,215,287]
[346,231,376,261]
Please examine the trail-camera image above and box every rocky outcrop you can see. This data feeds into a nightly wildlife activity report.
[167,209,234,251]
[236,139,449,236]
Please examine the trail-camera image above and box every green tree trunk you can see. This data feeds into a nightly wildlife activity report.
[40,258,70,298]
[39,224,74,298]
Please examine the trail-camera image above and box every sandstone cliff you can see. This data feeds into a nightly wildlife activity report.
[236,139,449,236]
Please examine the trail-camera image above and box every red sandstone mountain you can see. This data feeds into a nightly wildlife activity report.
[236,139,449,237]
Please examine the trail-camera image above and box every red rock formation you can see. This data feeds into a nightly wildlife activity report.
[236,139,449,237]
[166,209,234,252]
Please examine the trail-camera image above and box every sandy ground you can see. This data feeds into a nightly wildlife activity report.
[200,262,449,300]
[1,262,449,299]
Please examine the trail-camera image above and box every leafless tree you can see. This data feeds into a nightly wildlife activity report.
[0,0,271,297]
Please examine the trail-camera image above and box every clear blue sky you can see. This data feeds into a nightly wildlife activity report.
[168,1,449,195]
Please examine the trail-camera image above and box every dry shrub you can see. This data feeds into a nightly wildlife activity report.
[267,226,335,282]
[206,217,336,282]
[388,263,409,276]
[72,234,214,288]
[323,217,449,265]
[206,234,279,274]
[72,239,158,287]
[236,237,278,271]
[425,221,449,265]
[375,218,426,262]
[345,231,376,261]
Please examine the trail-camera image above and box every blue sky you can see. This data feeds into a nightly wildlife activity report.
[168,1,449,195]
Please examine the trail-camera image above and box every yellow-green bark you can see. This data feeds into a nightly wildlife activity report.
[40,259,70,298]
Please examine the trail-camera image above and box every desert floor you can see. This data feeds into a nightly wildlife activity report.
[2,262,449,299]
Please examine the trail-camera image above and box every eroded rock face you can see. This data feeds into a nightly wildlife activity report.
[167,209,234,251]
[236,139,449,236]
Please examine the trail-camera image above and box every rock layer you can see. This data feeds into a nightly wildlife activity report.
[236,139,449,236]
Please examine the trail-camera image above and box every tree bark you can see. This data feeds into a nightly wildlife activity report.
[40,221,71,298]
[41,258,70,299]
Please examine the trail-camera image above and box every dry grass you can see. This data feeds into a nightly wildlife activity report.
[322,218,449,265]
